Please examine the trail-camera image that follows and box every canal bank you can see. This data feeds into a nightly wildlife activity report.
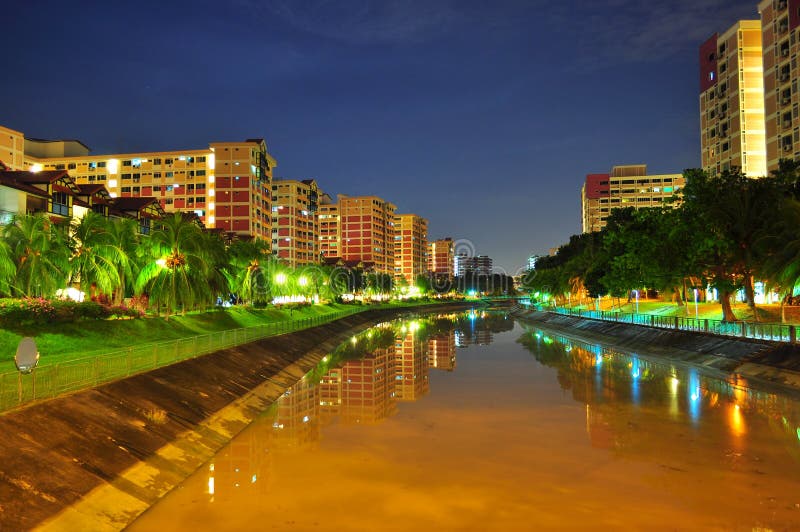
[513,309,800,393]
[0,302,487,531]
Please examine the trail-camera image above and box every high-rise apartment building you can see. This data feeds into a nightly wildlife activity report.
[3,124,277,240]
[427,237,455,276]
[338,195,396,274]
[759,0,800,170]
[454,254,492,276]
[699,20,767,178]
[393,213,428,284]
[318,202,340,260]
[581,165,684,233]
[271,179,323,267]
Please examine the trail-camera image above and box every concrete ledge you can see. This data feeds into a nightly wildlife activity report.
[0,303,479,530]
[513,309,800,394]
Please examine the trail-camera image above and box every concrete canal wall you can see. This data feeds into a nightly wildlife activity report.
[0,302,481,531]
[513,309,800,393]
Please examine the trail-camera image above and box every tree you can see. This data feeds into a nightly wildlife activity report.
[70,212,123,299]
[227,239,272,305]
[107,217,141,305]
[4,213,71,297]
[135,213,214,317]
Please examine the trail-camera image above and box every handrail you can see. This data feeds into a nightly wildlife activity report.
[0,306,367,414]
[528,304,797,344]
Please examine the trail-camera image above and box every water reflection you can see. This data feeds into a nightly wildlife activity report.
[517,325,800,457]
[203,310,504,502]
[134,313,800,530]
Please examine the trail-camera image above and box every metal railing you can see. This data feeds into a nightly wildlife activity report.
[0,307,367,414]
[533,305,796,344]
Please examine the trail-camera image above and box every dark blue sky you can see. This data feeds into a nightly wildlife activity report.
[2,0,758,272]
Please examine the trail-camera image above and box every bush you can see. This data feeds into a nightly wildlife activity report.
[0,298,56,326]
[0,297,143,326]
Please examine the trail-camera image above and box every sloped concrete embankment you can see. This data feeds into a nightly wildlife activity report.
[0,303,475,531]
[513,310,800,391]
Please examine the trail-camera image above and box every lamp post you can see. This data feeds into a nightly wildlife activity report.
[693,288,699,320]
[634,289,639,314]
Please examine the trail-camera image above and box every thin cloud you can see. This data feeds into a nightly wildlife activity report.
[552,0,758,70]
[235,0,466,45]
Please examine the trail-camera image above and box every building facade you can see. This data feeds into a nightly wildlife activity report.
[4,124,277,241]
[454,254,492,276]
[393,213,428,284]
[337,195,397,274]
[427,237,455,276]
[699,20,767,178]
[318,202,341,261]
[581,165,685,233]
[271,179,323,267]
[759,0,800,171]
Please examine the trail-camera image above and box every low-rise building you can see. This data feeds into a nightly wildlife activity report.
[581,164,684,233]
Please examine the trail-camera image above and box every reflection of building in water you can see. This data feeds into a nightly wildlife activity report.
[272,376,321,450]
[452,312,514,347]
[585,404,614,450]
[334,346,397,424]
[428,333,456,371]
[394,332,429,401]
[206,414,273,502]
[319,367,343,423]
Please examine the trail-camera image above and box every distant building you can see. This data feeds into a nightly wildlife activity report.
[393,213,428,284]
[427,237,455,276]
[338,194,397,275]
[455,254,492,276]
[1,123,277,241]
[699,20,766,178]
[581,164,684,233]
[271,179,323,267]
[527,254,539,270]
[319,202,340,260]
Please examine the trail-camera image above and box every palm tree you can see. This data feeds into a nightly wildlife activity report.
[4,213,71,297]
[227,238,272,305]
[107,217,141,305]
[0,238,16,296]
[70,212,122,299]
[135,213,213,317]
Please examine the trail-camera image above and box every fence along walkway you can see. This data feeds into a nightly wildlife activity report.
[0,307,366,414]
[534,305,797,344]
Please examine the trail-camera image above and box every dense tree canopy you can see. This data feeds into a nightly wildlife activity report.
[523,166,800,322]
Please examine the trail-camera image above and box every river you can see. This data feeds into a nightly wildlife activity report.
[129,310,800,530]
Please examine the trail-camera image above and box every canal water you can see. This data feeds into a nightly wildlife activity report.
[129,311,800,530]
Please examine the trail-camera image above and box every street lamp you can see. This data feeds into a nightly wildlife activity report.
[693,288,699,320]
[634,289,639,314]
[275,273,287,285]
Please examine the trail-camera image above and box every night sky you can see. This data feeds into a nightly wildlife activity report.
[2,0,759,273]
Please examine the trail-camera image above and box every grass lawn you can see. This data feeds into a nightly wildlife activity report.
[0,303,359,374]
[0,299,453,375]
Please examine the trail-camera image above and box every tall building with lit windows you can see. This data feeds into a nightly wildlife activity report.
[759,0,800,170]
[393,213,428,284]
[581,165,685,233]
[4,124,277,240]
[338,195,397,274]
[427,237,454,276]
[319,202,341,260]
[699,20,767,178]
[271,179,323,267]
